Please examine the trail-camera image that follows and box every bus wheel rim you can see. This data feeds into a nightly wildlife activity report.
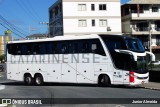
[36,77,41,85]
[26,77,31,84]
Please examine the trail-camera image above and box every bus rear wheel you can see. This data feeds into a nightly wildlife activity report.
[34,75,43,86]
[99,75,110,87]
[24,74,33,85]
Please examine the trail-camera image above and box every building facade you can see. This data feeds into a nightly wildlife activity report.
[49,0,122,37]
[26,34,48,40]
[121,0,160,56]
[0,35,14,55]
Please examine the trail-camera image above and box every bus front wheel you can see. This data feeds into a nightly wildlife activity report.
[24,74,33,85]
[34,74,43,86]
[99,75,110,87]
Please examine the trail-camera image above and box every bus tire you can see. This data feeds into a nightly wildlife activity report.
[99,75,110,87]
[24,74,33,85]
[34,74,43,86]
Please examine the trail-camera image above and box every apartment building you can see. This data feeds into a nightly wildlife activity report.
[122,0,160,54]
[49,0,122,37]
[0,35,14,55]
[26,34,48,40]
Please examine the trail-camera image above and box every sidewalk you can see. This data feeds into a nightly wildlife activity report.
[141,82,160,90]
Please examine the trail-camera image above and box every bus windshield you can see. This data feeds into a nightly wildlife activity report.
[100,35,148,73]
[131,56,148,74]
[125,38,145,53]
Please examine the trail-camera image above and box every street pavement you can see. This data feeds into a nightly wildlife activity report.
[1,72,160,107]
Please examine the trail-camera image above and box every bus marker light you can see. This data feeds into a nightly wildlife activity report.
[129,71,134,83]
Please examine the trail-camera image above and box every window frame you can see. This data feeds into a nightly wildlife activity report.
[152,7,159,12]
[99,19,107,27]
[78,4,87,11]
[91,4,95,11]
[92,19,95,27]
[99,4,107,11]
[78,19,87,27]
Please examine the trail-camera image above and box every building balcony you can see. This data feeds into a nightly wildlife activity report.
[155,27,160,31]
[141,41,160,50]
[131,27,160,35]
[122,13,160,21]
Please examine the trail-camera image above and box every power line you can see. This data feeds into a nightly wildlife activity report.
[0,6,29,35]
[26,0,43,21]
[0,15,27,37]
[15,0,49,37]
[15,0,39,22]
[0,23,26,39]
[20,0,41,21]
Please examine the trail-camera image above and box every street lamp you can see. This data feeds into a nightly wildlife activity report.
[39,22,50,38]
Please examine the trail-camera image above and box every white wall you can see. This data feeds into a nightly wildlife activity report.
[63,18,121,34]
[62,1,122,35]
[63,2,121,17]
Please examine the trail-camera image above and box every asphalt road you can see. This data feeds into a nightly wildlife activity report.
[1,72,160,107]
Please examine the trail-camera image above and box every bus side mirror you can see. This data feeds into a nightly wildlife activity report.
[145,51,155,62]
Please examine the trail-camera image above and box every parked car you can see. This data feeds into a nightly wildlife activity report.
[149,60,160,66]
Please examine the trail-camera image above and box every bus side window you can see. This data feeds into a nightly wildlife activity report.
[21,44,27,55]
[91,39,106,56]
[61,42,68,54]
[26,44,32,55]
[34,43,40,54]
[7,44,13,55]
[68,41,78,54]
[53,42,58,54]
[47,42,53,54]
[81,41,89,53]
[16,44,22,55]
[39,43,46,54]
[91,44,97,53]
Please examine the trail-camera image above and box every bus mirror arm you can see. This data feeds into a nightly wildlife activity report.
[145,51,155,61]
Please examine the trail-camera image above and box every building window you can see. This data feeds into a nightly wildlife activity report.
[79,20,87,27]
[91,4,95,11]
[152,7,159,12]
[99,4,106,10]
[92,19,95,27]
[78,4,86,11]
[99,19,107,27]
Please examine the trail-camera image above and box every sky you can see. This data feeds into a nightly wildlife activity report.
[0,0,129,39]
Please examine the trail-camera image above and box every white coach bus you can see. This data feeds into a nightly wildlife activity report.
[6,34,155,86]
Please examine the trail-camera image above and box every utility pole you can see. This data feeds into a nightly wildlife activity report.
[149,21,152,52]
[39,22,50,38]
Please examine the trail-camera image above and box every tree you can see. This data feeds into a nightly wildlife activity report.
[0,54,5,63]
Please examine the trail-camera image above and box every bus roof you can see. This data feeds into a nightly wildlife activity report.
[8,34,134,44]
[99,34,135,40]
[8,34,100,44]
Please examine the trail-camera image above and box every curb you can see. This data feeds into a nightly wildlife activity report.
[142,86,160,91]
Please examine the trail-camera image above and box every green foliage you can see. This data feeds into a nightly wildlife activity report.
[0,54,5,63]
